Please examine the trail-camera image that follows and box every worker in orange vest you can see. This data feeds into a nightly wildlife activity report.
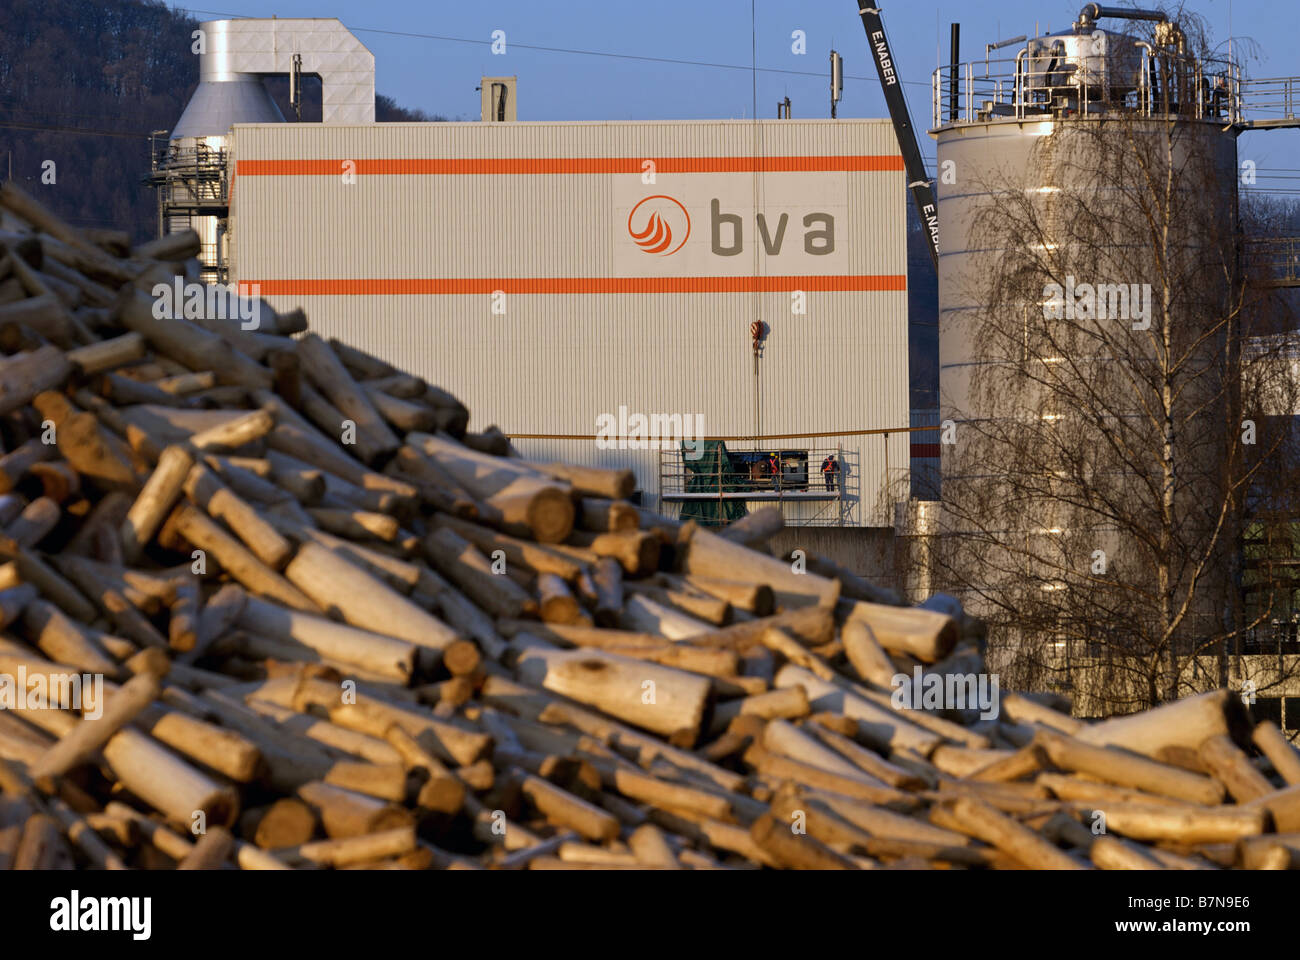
[821,454,840,491]
[768,452,781,489]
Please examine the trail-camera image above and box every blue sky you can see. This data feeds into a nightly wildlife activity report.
[169,1,1298,178]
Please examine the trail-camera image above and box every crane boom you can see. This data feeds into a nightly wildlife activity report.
[855,2,939,268]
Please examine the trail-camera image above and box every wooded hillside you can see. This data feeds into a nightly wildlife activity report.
[0,0,443,243]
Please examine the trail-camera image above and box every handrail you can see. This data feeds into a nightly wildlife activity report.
[1237,76,1299,125]
[932,51,1245,126]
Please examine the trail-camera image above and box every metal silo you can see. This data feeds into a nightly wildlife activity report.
[930,5,1241,688]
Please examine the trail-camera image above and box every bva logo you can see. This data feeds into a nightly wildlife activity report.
[628,195,691,255]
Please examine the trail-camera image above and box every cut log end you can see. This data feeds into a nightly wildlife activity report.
[525,488,576,544]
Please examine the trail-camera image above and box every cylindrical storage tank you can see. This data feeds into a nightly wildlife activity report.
[894,498,940,604]
[933,88,1239,695]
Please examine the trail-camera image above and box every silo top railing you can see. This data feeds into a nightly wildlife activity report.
[932,51,1243,128]
[1235,77,1300,128]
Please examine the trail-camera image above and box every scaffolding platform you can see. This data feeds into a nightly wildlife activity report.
[657,445,853,526]
[143,136,231,283]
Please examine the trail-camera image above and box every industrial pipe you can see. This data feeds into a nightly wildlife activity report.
[1014,47,1029,116]
[1078,4,1168,28]
[1135,41,1154,116]
[986,35,1028,70]
[949,24,960,123]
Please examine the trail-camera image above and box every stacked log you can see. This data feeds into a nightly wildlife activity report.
[1,181,1299,870]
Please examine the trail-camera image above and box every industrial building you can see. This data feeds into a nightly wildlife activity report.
[151,17,914,539]
[227,116,911,530]
[149,9,1300,726]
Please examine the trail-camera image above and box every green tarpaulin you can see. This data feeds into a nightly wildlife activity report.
[678,440,749,527]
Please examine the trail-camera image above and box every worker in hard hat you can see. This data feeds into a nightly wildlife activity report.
[821,454,840,491]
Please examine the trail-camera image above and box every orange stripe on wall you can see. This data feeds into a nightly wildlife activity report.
[237,276,907,296]
[234,155,904,176]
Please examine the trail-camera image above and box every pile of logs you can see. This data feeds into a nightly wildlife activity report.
[2,181,1300,871]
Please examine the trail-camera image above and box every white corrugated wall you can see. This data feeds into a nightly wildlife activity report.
[228,119,909,525]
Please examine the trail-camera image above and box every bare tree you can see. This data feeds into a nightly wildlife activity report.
[932,14,1300,715]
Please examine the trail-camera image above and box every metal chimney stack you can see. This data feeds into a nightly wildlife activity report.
[148,18,375,282]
